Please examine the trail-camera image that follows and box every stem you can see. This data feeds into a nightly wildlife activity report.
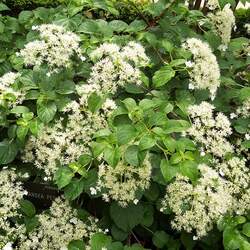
[194,0,202,10]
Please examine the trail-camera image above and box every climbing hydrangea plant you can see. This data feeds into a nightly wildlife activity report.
[0,0,249,249]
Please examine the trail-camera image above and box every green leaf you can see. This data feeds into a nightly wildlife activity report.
[164,120,190,133]
[126,20,147,32]
[18,11,33,24]
[162,40,174,53]
[125,83,145,94]
[180,232,196,250]
[104,147,120,167]
[64,178,85,200]
[69,162,88,177]
[111,225,128,241]
[0,3,10,11]
[117,124,137,145]
[88,92,103,113]
[109,20,128,32]
[223,228,241,250]
[139,134,155,151]
[68,240,86,250]
[20,200,36,217]
[10,106,30,114]
[78,154,92,168]
[54,166,74,189]
[110,203,144,232]
[179,161,198,182]
[55,80,75,95]
[141,204,154,227]
[153,65,175,88]
[79,20,99,34]
[37,102,57,124]
[90,233,112,250]
[17,126,29,141]
[242,223,250,237]
[124,145,139,166]
[160,159,179,182]
[153,231,170,249]
[0,140,18,164]
[24,216,39,233]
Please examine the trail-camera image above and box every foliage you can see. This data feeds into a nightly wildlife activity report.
[0,0,249,249]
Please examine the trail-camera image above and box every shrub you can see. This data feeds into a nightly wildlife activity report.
[0,0,249,249]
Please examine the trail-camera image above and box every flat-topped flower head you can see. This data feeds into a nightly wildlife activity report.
[183,38,220,99]
[87,42,149,96]
[19,24,82,72]
[18,197,101,250]
[208,4,236,49]
[97,158,152,207]
[161,164,233,238]
[187,101,233,157]
[0,72,23,107]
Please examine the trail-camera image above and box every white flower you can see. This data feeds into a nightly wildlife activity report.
[161,165,234,238]
[208,4,236,48]
[19,24,83,72]
[90,187,97,195]
[187,102,233,158]
[87,42,149,96]
[185,60,194,68]
[2,242,13,250]
[97,158,152,207]
[18,198,101,249]
[230,113,237,119]
[133,199,139,205]
[245,134,250,140]
[183,38,220,99]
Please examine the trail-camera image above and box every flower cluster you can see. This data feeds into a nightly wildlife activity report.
[22,98,113,179]
[96,158,152,207]
[208,4,236,49]
[183,38,220,99]
[0,72,23,107]
[18,197,101,250]
[186,101,233,157]
[0,169,26,248]
[161,164,233,239]
[18,24,83,72]
[87,42,149,95]
[206,0,219,10]
[217,157,250,215]
[236,98,250,118]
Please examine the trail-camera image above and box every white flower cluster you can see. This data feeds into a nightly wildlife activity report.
[183,38,220,99]
[0,72,23,107]
[208,4,236,49]
[18,24,83,72]
[236,98,250,118]
[217,157,250,215]
[161,164,233,238]
[87,42,149,95]
[206,0,219,10]
[22,98,114,179]
[187,101,233,157]
[0,169,26,248]
[18,197,101,250]
[96,158,152,207]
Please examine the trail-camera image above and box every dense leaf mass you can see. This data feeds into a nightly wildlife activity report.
[0,0,249,249]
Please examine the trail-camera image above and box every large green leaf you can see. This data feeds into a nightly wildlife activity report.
[116,124,137,145]
[0,140,18,164]
[110,203,144,232]
[37,102,57,124]
[153,65,175,88]
[54,166,74,189]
